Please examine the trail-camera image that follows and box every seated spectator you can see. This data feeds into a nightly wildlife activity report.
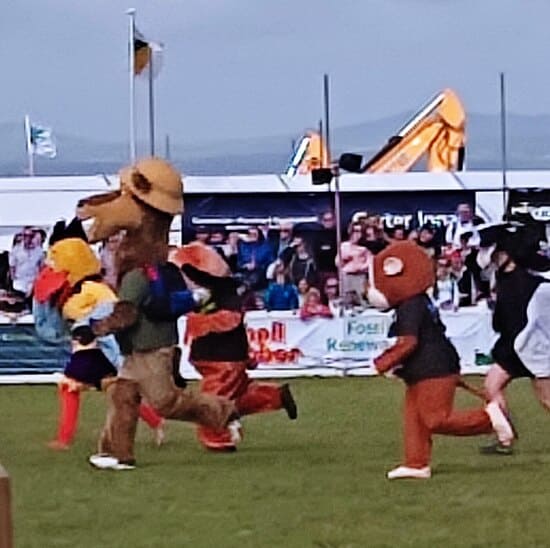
[336,222,371,303]
[343,289,364,314]
[433,258,458,311]
[264,260,299,311]
[321,275,342,316]
[237,225,274,291]
[9,226,44,300]
[414,224,441,259]
[297,278,310,307]
[300,287,333,319]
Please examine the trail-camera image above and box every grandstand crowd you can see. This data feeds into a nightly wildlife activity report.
[0,202,487,319]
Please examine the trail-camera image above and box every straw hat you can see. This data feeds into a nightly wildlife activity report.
[120,157,183,215]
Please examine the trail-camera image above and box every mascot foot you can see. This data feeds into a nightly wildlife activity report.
[387,466,431,480]
[485,402,516,446]
[89,454,136,471]
[280,384,298,420]
[228,419,243,445]
[479,440,514,456]
[153,420,166,447]
[47,440,70,451]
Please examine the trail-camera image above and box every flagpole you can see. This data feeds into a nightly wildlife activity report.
[148,50,155,156]
[499,72,508,217]
[24,115,34,176]
[127,8,137,163]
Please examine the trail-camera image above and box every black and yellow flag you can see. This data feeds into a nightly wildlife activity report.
[134,28,163,78]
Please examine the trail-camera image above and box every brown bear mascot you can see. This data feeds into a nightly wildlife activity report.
[76,157,237,470]
[367,241,516,479]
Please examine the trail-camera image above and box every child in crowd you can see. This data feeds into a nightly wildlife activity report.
[433,258,458,310]
[264,259,299,311]
[300,287,333,320]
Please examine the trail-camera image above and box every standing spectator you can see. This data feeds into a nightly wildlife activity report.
[192,225,211,245]
[449,250,478,306]
[9,226,44,299]
[414,224,441,259]
[313,210,338,283]
[224,231,241,273]
[363,225,388,255]
[268,221,294,259]
[336,222,371,302]
[390,224,408,242]
[100,233,122,291]
[264,260,299,311]
[445,202,484,248]
[237,225,273,291]
[282,235,318,288]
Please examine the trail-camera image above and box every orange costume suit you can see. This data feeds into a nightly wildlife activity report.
[173,243,297,451]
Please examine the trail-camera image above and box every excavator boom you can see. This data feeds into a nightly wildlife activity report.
[362,88,466,172]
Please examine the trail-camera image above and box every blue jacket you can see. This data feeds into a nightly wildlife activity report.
[264,282,299,311]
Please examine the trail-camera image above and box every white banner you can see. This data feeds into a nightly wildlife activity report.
[179,304,496,379]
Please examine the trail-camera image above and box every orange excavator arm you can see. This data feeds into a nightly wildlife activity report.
[362,88,466,173]
[286,131,330,177]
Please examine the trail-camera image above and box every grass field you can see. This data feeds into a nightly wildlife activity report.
[1,377,550,548]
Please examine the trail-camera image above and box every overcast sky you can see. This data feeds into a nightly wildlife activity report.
[3,0,550,145]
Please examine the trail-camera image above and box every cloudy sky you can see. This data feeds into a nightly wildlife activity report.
[3,0,550,145]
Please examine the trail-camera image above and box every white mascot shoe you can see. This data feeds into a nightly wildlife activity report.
[227,420,243,445]
[89,454,136,471]
[485,401,515,446]
[387,466,431,480]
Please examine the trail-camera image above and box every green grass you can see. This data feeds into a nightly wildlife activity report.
[1,377,549,548]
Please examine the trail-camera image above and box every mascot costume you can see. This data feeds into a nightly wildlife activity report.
[475,217,550,454]
[33,220,165,450]
[171,242,297,451]
[367,241,515,479]
[72,157,237,470]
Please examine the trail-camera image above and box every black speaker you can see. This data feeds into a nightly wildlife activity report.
[338,153,363,173]
[311,167,334,186]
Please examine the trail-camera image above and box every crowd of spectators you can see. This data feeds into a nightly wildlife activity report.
[0,202,488,320]
[187,201,490,318]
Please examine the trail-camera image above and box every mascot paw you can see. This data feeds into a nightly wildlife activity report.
[192,288,211,305]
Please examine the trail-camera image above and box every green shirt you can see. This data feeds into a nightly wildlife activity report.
[116,268,178,354]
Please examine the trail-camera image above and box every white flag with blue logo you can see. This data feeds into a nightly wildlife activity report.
[30,122,57,158]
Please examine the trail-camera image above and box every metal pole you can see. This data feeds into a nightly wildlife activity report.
[499,72,508,217]
[165,134,171,160]
[148,50,155,156]
[323,74,344,301]
[127,8,137,163]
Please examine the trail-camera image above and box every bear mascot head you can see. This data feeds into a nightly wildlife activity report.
[367,240,435,311]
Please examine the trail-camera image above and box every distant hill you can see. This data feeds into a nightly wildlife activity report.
[2,111,550,176]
